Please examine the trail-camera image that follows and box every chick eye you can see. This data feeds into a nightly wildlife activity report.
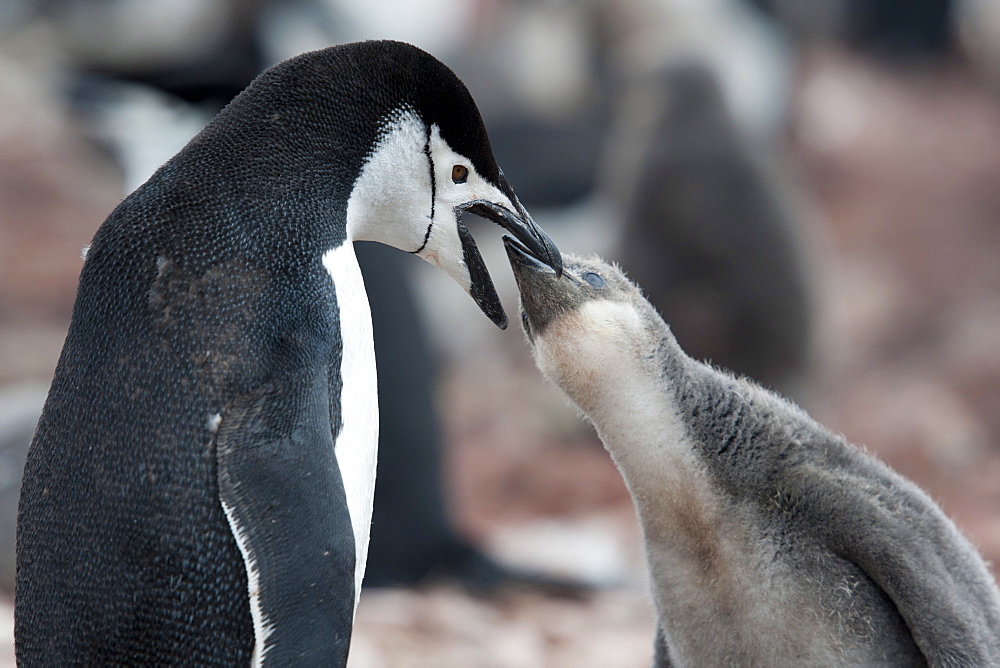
[452,165,469,184]
[582,271,605,288]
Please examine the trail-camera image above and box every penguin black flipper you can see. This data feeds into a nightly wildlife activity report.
[216,363,356,666]
[787,458,1000,664]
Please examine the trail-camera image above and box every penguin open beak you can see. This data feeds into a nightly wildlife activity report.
[454,218,508,329]
[453,200,562,330]
[456,200,563,278]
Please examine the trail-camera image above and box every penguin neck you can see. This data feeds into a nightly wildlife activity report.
[584,326,697,487]
[587,315,809,530]
[576,323,750,605]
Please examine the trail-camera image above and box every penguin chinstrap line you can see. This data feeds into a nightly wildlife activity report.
[15,41,561,666]
[505,240,1000,666]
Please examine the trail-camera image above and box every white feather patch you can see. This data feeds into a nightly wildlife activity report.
[221,499,274,667]
[321,242,379,613]
[207,412,222,433]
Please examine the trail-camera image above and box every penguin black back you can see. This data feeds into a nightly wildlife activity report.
[16,41,561,665]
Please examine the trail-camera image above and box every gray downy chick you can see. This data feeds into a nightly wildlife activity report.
[504,238,1000,667]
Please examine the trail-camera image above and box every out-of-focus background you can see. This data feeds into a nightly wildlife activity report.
[2,0,1000,665]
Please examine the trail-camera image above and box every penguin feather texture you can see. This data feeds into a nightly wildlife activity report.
[511,252,1000,667]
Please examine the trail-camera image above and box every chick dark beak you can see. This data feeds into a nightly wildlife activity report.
[503,234,563,337]
[456,200,563,277]
[453,199,561,330]
[503,233,554,278]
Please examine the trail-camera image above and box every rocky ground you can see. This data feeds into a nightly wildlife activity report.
[2,44,1000,666]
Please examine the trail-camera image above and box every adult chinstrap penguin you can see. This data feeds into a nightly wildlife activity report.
[15,40,560,666]
[505,240,1000,666]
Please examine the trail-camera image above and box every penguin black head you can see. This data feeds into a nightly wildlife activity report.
[201,40,560,330]
[351,42,562,330]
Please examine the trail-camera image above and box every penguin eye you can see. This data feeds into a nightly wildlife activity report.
[452,165,469,184]
[582,271,605,288]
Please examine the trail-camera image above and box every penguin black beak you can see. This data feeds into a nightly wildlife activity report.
[455,219,509,329]
[453,199,561,330]
[455,200,563,277]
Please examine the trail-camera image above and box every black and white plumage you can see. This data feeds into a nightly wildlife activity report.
[506,242,1000,666]
[15,40,560,665]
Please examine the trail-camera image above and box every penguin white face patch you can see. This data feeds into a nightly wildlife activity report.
[345,109,432,251]
[345,113,514,297]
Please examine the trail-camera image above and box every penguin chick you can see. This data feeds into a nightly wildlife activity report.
[505,240,1000,667]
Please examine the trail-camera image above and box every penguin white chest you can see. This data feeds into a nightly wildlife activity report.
[322,242,379,610]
